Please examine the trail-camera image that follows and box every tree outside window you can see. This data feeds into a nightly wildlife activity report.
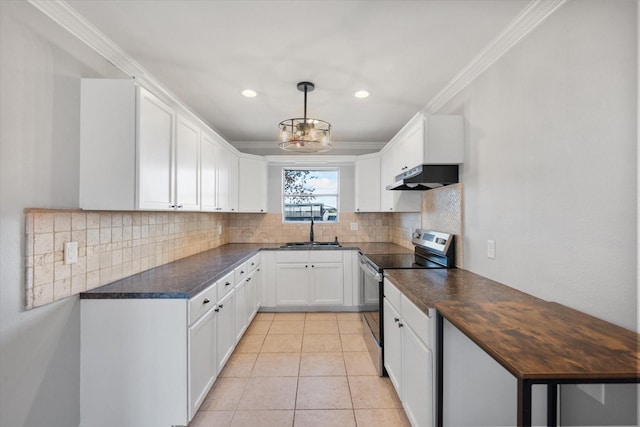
[283,169,339,223]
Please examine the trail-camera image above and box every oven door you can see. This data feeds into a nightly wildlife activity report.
[359,254,384,376]
[359,255,382,307]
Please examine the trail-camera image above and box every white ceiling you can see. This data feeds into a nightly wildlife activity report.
[66,0,530,155]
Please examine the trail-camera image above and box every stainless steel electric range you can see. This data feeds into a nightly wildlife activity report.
[359,229,455,376]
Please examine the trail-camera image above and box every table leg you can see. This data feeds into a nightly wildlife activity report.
[436,312,443,427]
[517,379,532,427]
[547,383,557,427]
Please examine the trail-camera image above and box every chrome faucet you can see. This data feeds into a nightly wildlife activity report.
[309,216,314,242]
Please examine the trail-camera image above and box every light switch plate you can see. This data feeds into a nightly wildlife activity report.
[64,242,78,264]
[487,240,496,259]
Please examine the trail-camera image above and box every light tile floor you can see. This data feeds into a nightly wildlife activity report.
[189,312,411,427]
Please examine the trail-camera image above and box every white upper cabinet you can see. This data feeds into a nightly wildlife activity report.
[137,87,176,210]
[238,155,267,213]
[200,131,238,213]
[174,115,201,211]
[387,112,464,177]
[217,145,238,212]
[355,154,381,212]
[200,131,221,212]
[80,79,204,211]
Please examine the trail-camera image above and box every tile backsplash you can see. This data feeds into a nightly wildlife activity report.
[25,209,229,309]
[420,183,463,267]
[25,193,462,309]
[228,212,393,244]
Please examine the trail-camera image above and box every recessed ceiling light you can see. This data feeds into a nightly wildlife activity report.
[354,90,370,99]
[241,89,257,98]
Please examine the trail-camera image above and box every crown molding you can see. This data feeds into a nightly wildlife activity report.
[424,0,567,114]
[265,155,358,166]
[233,140,386,150]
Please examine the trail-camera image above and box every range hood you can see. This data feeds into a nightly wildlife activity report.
[386,164,459,191]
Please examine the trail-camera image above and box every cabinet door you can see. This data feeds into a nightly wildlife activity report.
[383,298,403,398]
[403,121,424,171]
[201,132,220,211]
[216,290,235,373]
[246,272,259,321]
[175,116,201,211]
[137,87,175,210]
[218,147,238,212]
[276,263,309,305]
[309,262,344,305]
[234,279,247,342]
[355,156,381,212]
[239,156,267,212]
[403,323,434,427]
[188,308,216,420]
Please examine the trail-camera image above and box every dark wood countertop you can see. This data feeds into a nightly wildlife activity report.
[436,300,640,381]
[384,268,542,314]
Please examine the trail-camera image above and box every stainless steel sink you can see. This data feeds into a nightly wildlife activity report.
[280,241,342,248]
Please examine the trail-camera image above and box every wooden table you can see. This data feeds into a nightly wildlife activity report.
[435,300,640,427]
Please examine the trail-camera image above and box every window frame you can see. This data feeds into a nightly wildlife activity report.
[281,167,340,224]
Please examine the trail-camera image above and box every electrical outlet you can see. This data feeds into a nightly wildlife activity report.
[217,225,222,235]
[487,240,496,259]
[64,242,78,264]
[350,222,358,231]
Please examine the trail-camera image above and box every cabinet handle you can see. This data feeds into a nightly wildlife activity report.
[203,298,210,304]
[246,277,251,282]
[394,317,400,323]
[225,282,231,286]
[251,262,255,266]
[214,307,220,312]
[260,209,264,212]
[356,208,360,212]
[219,304,224,309]
[311,265,314,268]
[257,268,261,272]
[177,204,183,209]
[241,270,245,274]
[398,322,404,328]
[169,204,176,208]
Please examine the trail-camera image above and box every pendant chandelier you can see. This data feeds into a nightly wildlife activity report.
[279,82,332,153]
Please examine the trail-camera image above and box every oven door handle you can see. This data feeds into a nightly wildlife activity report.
[359,257,382,281]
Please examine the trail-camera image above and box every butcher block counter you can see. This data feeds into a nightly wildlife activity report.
[384,268,640,427]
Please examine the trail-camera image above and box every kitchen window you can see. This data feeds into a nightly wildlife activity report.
[282,168,339,223]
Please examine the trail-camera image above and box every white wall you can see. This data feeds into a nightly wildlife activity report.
[437,0,637,424]
[0,2,126,426]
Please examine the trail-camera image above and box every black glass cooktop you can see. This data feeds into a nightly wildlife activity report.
[364,253,444,270]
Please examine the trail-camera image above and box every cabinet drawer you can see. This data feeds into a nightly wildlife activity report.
[247,254,260,271]
[189,283,217,325]
[234,262,248,284]
[401,294,435,348]
[384,278,402,310]
[308,251,342,263]
[217,270,235,300]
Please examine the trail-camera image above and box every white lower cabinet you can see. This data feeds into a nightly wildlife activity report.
[276,263,310,305]
[216,286,236,374]
[275,251,344,307]
[234,277,248,342]
[383,279,435,427]
[188,307,217,418]
[80,255,265,427]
